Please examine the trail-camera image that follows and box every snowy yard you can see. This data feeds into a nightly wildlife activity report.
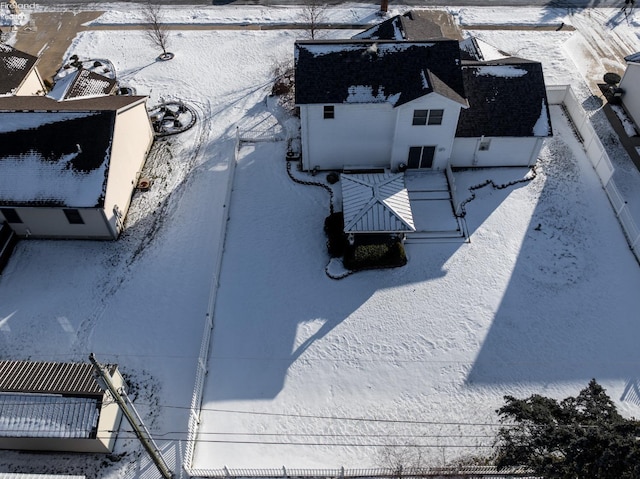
[193,106,640,470]
[0,4,640,477]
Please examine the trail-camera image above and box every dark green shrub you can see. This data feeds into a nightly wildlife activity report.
[324,212,347,257]
[344,238,407,270]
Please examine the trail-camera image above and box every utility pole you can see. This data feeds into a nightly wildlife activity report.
[90,353,174,479]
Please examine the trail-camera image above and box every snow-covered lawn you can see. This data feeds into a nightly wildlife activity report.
[193,106,640,470]
[0,5,640,477]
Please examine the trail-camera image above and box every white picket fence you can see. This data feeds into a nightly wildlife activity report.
[547,85,640,262]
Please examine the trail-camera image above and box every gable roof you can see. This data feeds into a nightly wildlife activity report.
[341,172,415,233]
[0,95,147,207]
[0,44,39,95]
[456,58,552,138]
[48,68,117,100]
[295,40,467,107]
[353,10,447,41]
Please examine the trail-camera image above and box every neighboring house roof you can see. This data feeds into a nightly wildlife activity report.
[456,58,552,138]
[353,10,446,41]
[0,361,116,441]
[624,52,640,63]
[459,36,510,62]
[0,95,147,208]
[0,44,39,95]
[295,40,467,107]
[48,68,117,100]
[0,360,115,395]
[341,172,415,233]
[0,393,100,439]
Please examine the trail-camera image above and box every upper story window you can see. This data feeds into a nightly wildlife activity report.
[323,106,335,119]
[0,208,22,224]
[412,109,444,126]
[63,209,84,225]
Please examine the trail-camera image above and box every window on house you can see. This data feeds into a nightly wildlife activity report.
[0,208,22,224]
[63,209,84,225]
[323,106,334,119]
[478,138,491,151]
[412,110,428,125]
[413,109,444,126]
[407,146,436,169]
[427,109,444,125]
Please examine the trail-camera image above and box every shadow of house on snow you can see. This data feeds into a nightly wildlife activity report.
[466,108,640,388]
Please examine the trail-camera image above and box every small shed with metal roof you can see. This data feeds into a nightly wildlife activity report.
[0,360,125,453]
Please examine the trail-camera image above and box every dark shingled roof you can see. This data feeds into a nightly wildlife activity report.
[0,44,39,95]
[0,95,147,207]
[55,68,118,100]
[295,40,467,107]
[456,58,552,138]
[353,10,448,41]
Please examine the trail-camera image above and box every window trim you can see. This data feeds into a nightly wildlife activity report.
[413,109,444,126]
[63,208,85,225]
[412,110,428,125]
[427,109,444,125]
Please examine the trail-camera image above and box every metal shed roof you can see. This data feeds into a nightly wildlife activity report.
[341,173,416,233]
[0,361,110,396]
[0,393,99,439]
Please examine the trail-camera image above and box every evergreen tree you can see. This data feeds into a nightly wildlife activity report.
[496,379,640,478]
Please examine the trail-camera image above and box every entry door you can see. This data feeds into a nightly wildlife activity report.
[408,146,435,169]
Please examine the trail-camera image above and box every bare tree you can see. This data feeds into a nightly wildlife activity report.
[301,0,327,40]
[143,2,172,60]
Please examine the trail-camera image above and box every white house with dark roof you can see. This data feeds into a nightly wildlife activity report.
[294,38,552,172]
[0,44,46,96]
[0,95,154,239]
[296,40,470,172]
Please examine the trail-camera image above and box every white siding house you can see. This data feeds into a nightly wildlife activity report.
[620,54,640,130]
[0,95,154,239]
[295,40,551,172]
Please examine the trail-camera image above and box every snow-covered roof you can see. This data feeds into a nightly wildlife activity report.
[0,393,99,439]
[341,172,415,233]
[0,96,147,207]
[0,44,38,95]
[459,36,510,62]
[48,68,117,101]
[295,40,468,107]
[353,10,447,41]
[456,58,552,138]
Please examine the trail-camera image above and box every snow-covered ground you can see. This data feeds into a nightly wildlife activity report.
[0,4,640,477]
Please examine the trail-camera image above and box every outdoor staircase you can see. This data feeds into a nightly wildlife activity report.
[0,222,18,274]
[404,170,467,244]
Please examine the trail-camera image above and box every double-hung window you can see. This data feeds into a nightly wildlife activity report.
[412,109,444,126]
